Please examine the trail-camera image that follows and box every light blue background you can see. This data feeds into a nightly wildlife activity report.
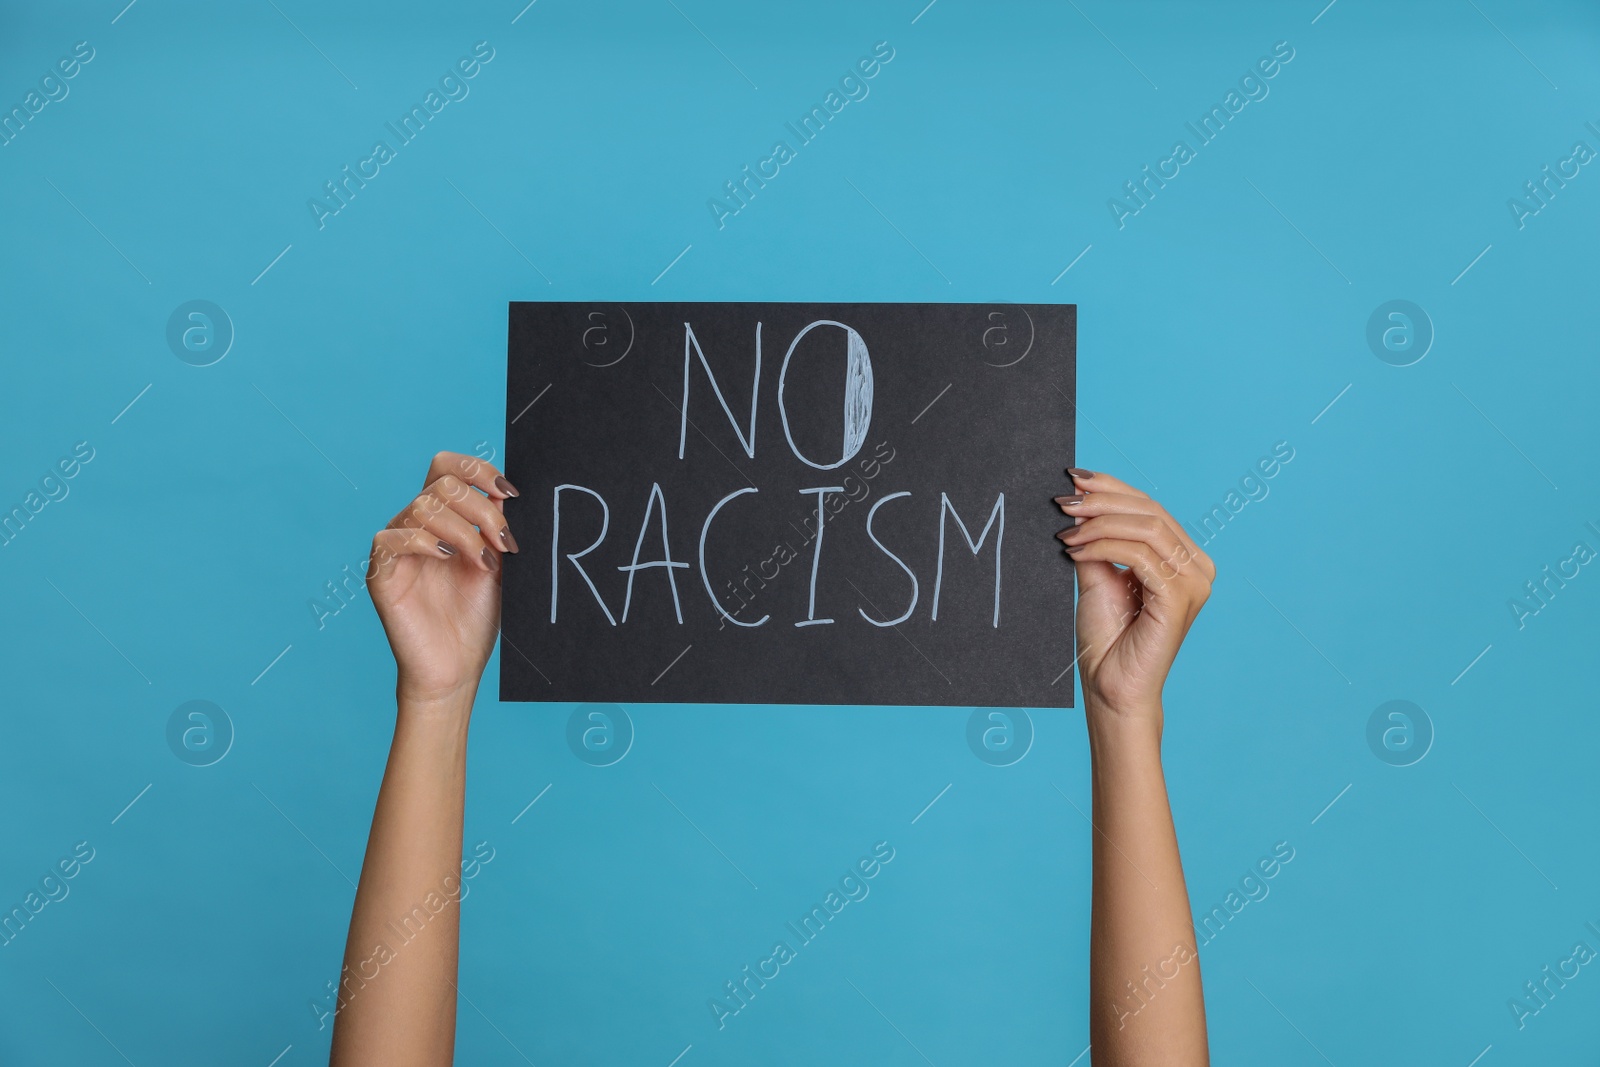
[2,1,1597,1063]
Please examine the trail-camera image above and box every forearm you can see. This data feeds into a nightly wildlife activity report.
[1087,709,1208,1065]
[330,693,474,1067]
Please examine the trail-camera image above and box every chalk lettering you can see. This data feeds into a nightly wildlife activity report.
[700,487,769,628]
[932,492,1005,627]
[616,482,690,623]
[859,491,919,627]
[551,484,617,625]
[778,320,874,470]
[681,322,761,460]
[796,486,845,627]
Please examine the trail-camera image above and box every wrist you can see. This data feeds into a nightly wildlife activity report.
[1084,698,1163,754]
[396,680,478,727]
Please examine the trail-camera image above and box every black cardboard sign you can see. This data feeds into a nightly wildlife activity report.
[500,302,1076,707]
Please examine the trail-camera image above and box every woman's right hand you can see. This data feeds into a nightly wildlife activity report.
[366,451,520,708]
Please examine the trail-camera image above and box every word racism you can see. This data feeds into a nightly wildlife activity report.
[717,439,897,629]
[0,41,95,148]
[1508,120,1600,230]
[548,320,1006,632]
[709,842,895,1029]
[1507,919,1600,1030]
[708,41,896,230]
[1,840,95,948]
[1109,41,1296,229]
[311,841,496,1030]
[308,42,496,230]
[1508,520,1600,630]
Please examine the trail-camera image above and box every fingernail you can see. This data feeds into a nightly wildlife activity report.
[1067,467,1095,480]
[495,476,520,498]
[1064,542,1087,553]
[499,527,520,553]
[481,546,501,572]
[1054,527,1076,543]
[437,539,457,556]
[1055,494,1085,506]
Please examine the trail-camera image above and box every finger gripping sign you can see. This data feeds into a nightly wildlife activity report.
[500,302,1076,707]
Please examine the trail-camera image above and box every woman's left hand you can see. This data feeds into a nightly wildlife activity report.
[1055,468,1215,726]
